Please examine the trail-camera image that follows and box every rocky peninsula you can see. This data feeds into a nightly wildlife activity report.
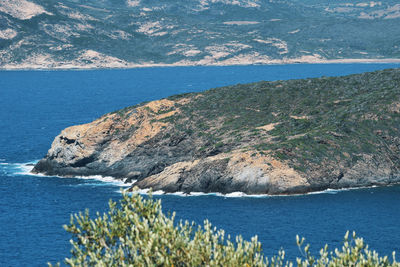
[32,69,400,195]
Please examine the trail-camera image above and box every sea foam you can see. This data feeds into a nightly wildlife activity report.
[2,161,133,187]
[1,161,381,197]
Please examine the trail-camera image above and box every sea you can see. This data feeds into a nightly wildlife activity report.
[1,63,400,266]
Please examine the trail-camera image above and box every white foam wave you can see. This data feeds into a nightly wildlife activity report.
[170,192,225,197]
[2,161,133,187]
[121,184,388,197]
[168,191,267,198]
[127,190,267,198]
[187,191,212,196]
[305,189,340,195]
[70,175,132,187]
[152,190,165,195]
[0,161,37,175]
[225,191,246,197]
[14,163,36,175]
[2,161,390,197]
[127,185,386,198]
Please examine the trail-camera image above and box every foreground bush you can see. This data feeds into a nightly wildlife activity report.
[51,190,399,266]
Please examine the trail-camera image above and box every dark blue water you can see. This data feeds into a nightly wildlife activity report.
[1,64,400,266]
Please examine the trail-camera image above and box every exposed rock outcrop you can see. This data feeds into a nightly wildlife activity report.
[33,69,400,194]
[3,1,400,69]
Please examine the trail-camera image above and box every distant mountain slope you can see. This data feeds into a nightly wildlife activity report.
[1,0,400,68]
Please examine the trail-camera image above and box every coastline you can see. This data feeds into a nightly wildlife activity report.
[29,68,400,197]
[5,161,398,197]
[1,58,400,71]
[30,168,400,198]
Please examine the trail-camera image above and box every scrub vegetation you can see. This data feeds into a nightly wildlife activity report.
[33,68,400,194]
[50,191,399,266]
[160,69,400,176]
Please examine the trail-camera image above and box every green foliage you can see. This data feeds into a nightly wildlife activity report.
[101,69,400,176]
[295,232,399,267]
[5,0,400,68]
[51,191,399,267]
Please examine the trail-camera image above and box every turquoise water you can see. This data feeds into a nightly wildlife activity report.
[1,64,400,266]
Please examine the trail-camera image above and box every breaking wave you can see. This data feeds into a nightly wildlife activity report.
[1,161,133,187]
[1,161,380,197]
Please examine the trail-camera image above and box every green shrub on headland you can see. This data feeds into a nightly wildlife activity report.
[50,191,399,266]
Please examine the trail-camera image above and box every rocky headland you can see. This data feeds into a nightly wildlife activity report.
[33,69,400,195]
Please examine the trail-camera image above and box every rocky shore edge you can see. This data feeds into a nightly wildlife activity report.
[4,58,400,71]
[32,68,400,195]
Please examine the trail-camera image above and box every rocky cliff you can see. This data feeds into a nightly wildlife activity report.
[33,69,400,194]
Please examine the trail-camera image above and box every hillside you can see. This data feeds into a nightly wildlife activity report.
[32,68,400,194]
[1,0,400,68]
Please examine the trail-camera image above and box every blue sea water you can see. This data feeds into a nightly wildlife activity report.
[1,63,400,266]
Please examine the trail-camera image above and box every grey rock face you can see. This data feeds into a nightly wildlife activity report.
[33,70,400,194]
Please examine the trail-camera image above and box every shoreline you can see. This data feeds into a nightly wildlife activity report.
[15,162,400,198]
[27,170,400,198]
[11,68,400,197]
[1,58,400,71]
[130,182,400,198]
[3,161,398,198]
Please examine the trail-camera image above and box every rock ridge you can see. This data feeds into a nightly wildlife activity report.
[33,68,400,194]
